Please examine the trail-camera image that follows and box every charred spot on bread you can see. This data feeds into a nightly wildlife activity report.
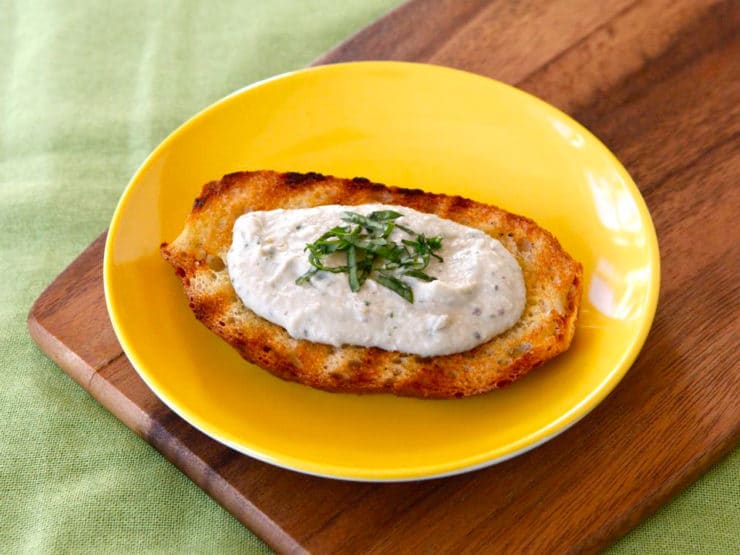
[284,171,326,185]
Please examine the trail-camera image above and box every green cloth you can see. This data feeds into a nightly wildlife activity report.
[1,1,737,552]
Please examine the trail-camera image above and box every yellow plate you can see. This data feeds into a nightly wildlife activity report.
[104,62,660,481]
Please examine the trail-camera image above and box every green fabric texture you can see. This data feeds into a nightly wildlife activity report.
[1,1,736,552]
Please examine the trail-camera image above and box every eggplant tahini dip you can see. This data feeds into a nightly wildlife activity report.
[227,204,525,357]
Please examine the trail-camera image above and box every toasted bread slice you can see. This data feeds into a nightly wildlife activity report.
[161,171,582,398]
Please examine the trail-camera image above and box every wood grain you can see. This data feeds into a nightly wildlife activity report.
[29,0,740,552]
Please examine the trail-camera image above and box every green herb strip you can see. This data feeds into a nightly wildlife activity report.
[295,210,444,303]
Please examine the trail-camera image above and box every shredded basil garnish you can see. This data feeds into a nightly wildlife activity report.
[295,210,444,303]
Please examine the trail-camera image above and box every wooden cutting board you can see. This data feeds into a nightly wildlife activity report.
[28,0,740,553]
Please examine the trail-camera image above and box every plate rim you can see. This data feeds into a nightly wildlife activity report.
[104,60,661,481]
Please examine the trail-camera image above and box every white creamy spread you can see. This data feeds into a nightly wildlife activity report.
[226,204,526,357]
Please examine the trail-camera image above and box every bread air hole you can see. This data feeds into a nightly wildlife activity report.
[206,255,225,272]
[517,238,532,253]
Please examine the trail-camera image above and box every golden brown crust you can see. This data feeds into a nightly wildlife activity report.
[161,171,582,398]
